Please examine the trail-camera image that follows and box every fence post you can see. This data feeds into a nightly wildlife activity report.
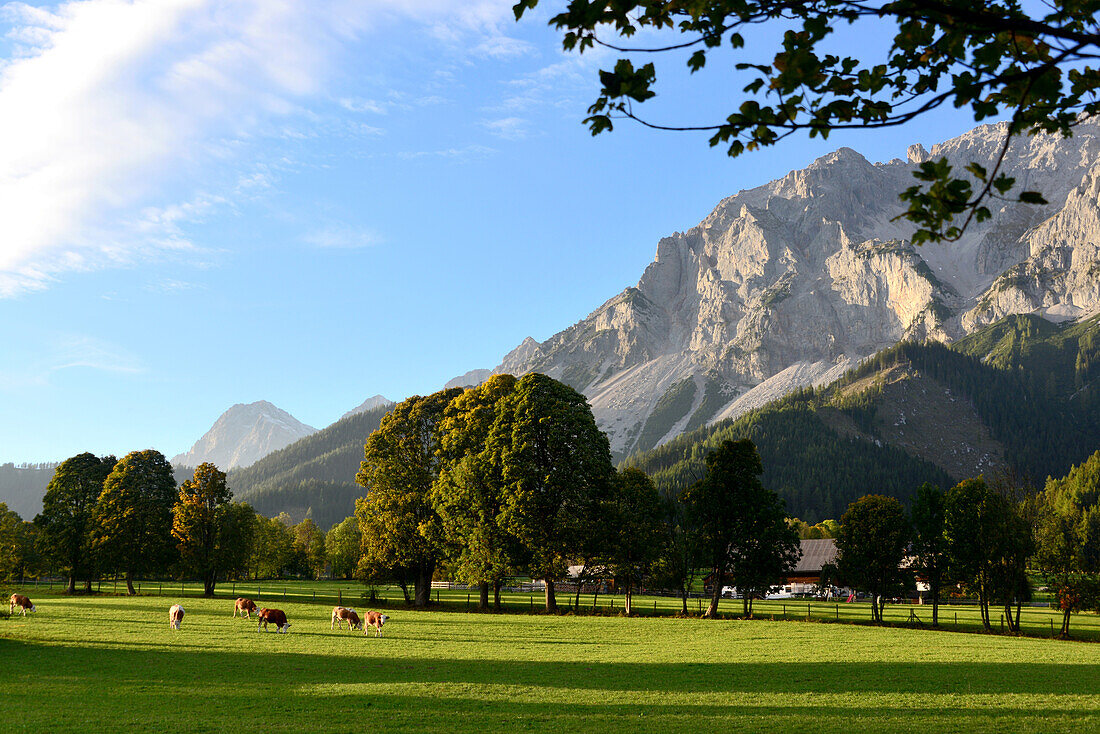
[529,595,533,611]
[1050,618,1055,638]
[159,583,162,596]
[807,603,811,620]
[836,604,839,620]
[338,589,342,606]
[1000,614,1004,633]
[782,603,785,618]
[313,591,316,603]
[283,588,286,601]
[466,593,470,610]
[954,612,957,629]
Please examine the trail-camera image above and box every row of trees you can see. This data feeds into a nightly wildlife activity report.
[353,373,802,617]
[0,452,359,597]
[835,454,1100,636]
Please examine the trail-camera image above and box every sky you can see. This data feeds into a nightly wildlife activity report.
[0,0,995,463]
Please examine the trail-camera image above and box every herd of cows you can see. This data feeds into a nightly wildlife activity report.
[9,592,389,637]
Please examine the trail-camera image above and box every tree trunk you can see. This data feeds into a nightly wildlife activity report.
[125,570,136,596]
[680,588,688,616]
[704,578,722,618]
[83,579,93,593]
[931,580,940,628]
[625,588,632,616]
[67,575,76,594]
[1061,607,1072,638]
[545,579,557,612]
[204,572,216,597]
[493,580,502,611]
[398,581,411,604]
[742,595,750,618]
[478,582,489,610]
[414,563,434,607]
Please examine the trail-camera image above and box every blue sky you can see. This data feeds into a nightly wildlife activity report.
[0,0,992,463]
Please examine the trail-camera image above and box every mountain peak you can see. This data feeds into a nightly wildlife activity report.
[341,395,395,420]
[172,401,317,470]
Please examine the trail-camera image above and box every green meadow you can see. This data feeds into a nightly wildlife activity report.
[2,589,1099,732]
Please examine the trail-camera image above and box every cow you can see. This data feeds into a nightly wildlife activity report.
[331,606,362,631]
[8,594,35,617]
[363,610,389,637]
[168,604,185,630]
[257,607,291,633]
[233,597,257,619]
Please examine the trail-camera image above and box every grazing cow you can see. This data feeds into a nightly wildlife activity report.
[363,610,389,637]
[233,597,257,618]
[168,604,185,630]
[257,608,291,633]
[9,594,35,617]
[331,606,362,631]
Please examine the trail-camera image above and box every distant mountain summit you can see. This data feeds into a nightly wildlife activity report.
[172,401,317,470]
[453,120,1100,459]
[341,395,394,420]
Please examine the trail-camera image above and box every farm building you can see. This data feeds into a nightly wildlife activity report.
[784,538,838,594]
[704,538,839,597]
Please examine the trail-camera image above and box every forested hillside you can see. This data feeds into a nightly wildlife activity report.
[627,314,1100,522]
[0,463,59,519]
[226,404,390,529]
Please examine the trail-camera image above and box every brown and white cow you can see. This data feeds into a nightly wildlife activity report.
[168,604,185,630]
[9,594,35,616]
[363,610,389,637]
[257,607,291,633]
[331,606,362,631]
[233,597,257,618]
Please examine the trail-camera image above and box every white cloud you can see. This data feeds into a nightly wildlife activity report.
[302,224,383,249]
[0,0,519,297]
[483,116,527,140]
[0,333,145,390]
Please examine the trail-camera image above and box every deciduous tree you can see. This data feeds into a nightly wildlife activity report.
[606,467,665,615]
[172,463,254,596]
[911,482,948,626]
[36,452,116,593]
[325,515,362,580]
[492,373,615,611]
[91,450,177,594]
[356,388,463,607]
[292,518,327,579]
[434,375,519,610]
[683,438,797,618]
[514,0,1099,241]
[1036,451,1100,637]
[836,494,911,622]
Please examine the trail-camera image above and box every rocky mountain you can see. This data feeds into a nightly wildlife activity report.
[227,403,392,529]
[629,313,1100,521]
[172,401,317,470]
[460,120,1100,459]
[341,394,394,421]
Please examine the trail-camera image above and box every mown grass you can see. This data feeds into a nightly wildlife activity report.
[1,591,1098,732]
[22,577,1096,641]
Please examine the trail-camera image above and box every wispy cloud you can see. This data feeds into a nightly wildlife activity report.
[302,224,383,249]
[0,0,519,297]
[0,333,145,390]
[483,116,528,140]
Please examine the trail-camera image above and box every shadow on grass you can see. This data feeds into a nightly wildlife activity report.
[1,639,1097,696]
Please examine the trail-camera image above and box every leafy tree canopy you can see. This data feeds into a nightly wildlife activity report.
[514,0,1100,241]
[836,494,911,622]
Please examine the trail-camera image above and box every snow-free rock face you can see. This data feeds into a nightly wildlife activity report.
[457,120,1100,459]
[172,401,317,470]
[341,395,394,420]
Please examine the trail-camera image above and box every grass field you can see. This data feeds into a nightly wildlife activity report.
[2,589,1099,732]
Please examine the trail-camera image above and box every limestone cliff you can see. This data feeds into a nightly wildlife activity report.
[462,120,1100,458]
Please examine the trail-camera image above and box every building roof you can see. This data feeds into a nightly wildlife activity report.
[792,538,838,575]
